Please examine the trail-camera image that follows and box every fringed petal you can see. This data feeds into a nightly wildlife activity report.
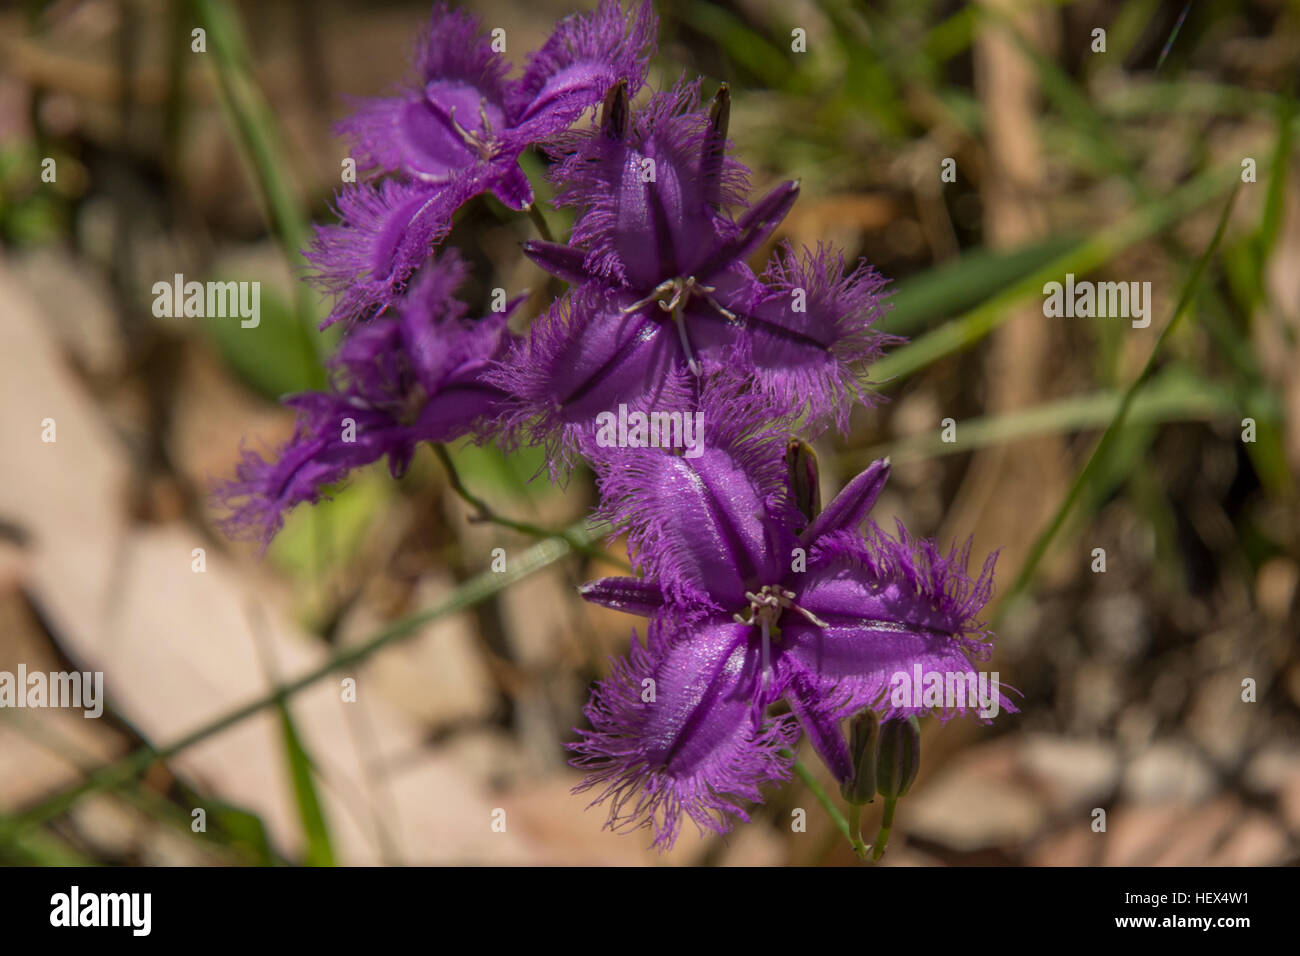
[569,618,797,849]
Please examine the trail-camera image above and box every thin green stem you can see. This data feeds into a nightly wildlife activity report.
[526,202,555,243]
[847,803,869,861]
[434,445,630,572]
[192,0,329,376]
[784,749,857,852]
[0,534,578,845]
[1004,185,1240,605]
[869,796,898,862]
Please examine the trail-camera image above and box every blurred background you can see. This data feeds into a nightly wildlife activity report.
[1,0,1297,866]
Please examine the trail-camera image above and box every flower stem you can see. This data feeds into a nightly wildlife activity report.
[434,444,630,571]
[526,202,554,243]
[784,750,859,852]
[847,803,869,861]
[0,532,580,845]
[869,796,899,861]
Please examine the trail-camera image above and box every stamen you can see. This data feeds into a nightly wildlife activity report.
[704,294,738,322]
[446,105,494,161]
[791,604,830,629]
[671,301,701,376]
[617,276,717,377]
[736,584,827,639]
[619,279,677,316]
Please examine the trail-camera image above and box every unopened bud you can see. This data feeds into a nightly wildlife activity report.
[708,83,731,144]
[875,716,921,800]
[785,439,821,525]
[601,79,629,141]
[839,708,879,805]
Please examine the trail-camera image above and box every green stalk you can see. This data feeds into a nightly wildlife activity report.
[0,532,581,846]
[1004,186,1240,606]
[869,797,898,862]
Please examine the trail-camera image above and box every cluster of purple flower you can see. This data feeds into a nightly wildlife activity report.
[217,1,1009,851]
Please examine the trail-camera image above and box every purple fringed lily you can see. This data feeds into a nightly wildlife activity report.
[304,178,464,329]
[216,252,520,546]
[311,1,657,327]
[341,0,655,200]
[493,80,894,462]
[570,390,1009,847]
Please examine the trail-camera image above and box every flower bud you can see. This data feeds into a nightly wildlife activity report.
[785,439,821,526]
[839,708,879,805]
[708,83,731,144]
[601,79,629,141]
[875,716,921,800]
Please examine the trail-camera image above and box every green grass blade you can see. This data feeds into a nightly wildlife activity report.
[869,160,1239,386]
[275,702,336,866]
[0,821,95,865]
[854,367,1237,465]
[1253,93,1295,309]
[191,0,330,385]
[884,234,1080,338]
[1003,185,1241,606]
[0,530,584,847]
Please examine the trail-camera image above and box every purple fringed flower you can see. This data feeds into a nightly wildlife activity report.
[494,80,894,462]
[216,252,519,545]
[311,1,657,327]
[570,388,1008,847]
[342,0,655,198]
[304,178,464,328]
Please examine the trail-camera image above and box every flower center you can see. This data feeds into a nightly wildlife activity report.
[619,276,740,378]
[732,585,829,700]
[732,584,828,636]
[447,102,499,162]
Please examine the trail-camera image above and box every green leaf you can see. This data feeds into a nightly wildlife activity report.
[198,797,283,865]
[0,819,95,865]
[0,532,583,848]
[883,235,1080,338]
[203,282,320,401]
[858,367,1237,464]
[275,702,336,867]
[871,160,1239,386]
[1003,185,1241,606]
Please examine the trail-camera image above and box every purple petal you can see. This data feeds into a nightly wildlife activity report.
[485,286,696,469]
[339,94,476,184]
[587,382,802,609]
[780,673,856,786]
[579,577,668,618]
[697,179,800,276]
[733,242,896,431]
[801,458,891,548]
[485,160,533,210]
[305,180,459,328]
[522,239,594,284]
[213,397,399,548]
[550,79,750,287]
[338,4,511,181]
[781,524,1008,719]
[568,617,797,849]
[507,0,657,141]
